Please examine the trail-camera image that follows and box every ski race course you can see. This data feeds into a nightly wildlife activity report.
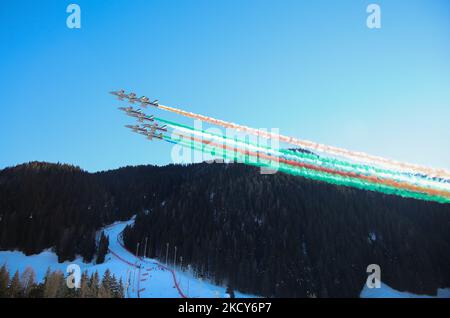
[0,217,255,298]
[1,215,449,298]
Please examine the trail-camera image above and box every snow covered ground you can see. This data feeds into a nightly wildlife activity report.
[360,282,450,298]
[0,217,256,298]
[1,217,449,298]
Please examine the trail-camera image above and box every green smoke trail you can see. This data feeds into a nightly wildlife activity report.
[155,116,450,194]
[162,133,450,204]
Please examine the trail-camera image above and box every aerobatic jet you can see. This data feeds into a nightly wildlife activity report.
[118,106,142,116]
[118,107,154,122]
[130,128,163,140]
[138,96,152,107]
[142,130,164,140]
[138,96,160,107]
[125,124,146,133]
[149,99,159,107]
[135,113,154,122]
[142,122,167,132]
[127,92,139,104]
[118,106,137,113]
[110,89,127,100]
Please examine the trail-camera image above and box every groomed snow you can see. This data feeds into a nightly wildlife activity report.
[0,217,256,298]
[2,217,448,298]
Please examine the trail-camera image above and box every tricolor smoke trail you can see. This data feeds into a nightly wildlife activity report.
[130,117,450,202]
[154,101,450,179]
[168,131,450,202]
[112,90,450,204]
[155,116,450,194]
[160,130,450,203]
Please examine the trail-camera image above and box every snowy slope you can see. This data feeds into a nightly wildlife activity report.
[2,217,449,298]
[360,282,450,298]
[0,217,256,298]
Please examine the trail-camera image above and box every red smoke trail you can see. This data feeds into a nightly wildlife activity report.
[173,132,450,200]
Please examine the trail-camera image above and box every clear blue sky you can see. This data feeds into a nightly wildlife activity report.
[1,0,449,172]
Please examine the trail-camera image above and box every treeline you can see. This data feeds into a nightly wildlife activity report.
[0,265,124,298]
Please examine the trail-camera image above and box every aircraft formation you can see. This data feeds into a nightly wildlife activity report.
[111,90,159,107]
[112,90,166,141]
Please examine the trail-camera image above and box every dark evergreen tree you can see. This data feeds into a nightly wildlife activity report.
[8,270,21,298]
[97,232,109,264]
[0,264,10,298]
[226,285,235,298]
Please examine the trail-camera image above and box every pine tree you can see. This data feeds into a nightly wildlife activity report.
[97,232,109,264]
[79,271,90,298]
[0,264,10,298]
[43,267,51,286]
[117,278,125,298]
[20,267,36,297]
[88,271,100,297]
[97,284,110,298]
[98,269,112,298]
[110,274,118,298]
[8,270,21,298]
[43,270,64,298]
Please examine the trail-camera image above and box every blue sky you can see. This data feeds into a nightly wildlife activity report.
[0,0,449,172]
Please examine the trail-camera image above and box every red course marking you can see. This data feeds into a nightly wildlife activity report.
[105,220,188,298]
[108,248,138,268]
[141,258,188,299]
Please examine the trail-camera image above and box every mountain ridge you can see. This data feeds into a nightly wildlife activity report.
[1,161,450,297]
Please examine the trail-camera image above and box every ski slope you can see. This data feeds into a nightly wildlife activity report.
[360,282,450,298]
[0,217,255,298]
[1,217,449,298]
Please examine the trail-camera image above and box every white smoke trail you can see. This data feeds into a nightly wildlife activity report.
[167,123,450,193]
[116,91,450,179]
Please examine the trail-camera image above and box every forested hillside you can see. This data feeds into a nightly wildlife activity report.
[0,162,116,262]
[1,161,449,297]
